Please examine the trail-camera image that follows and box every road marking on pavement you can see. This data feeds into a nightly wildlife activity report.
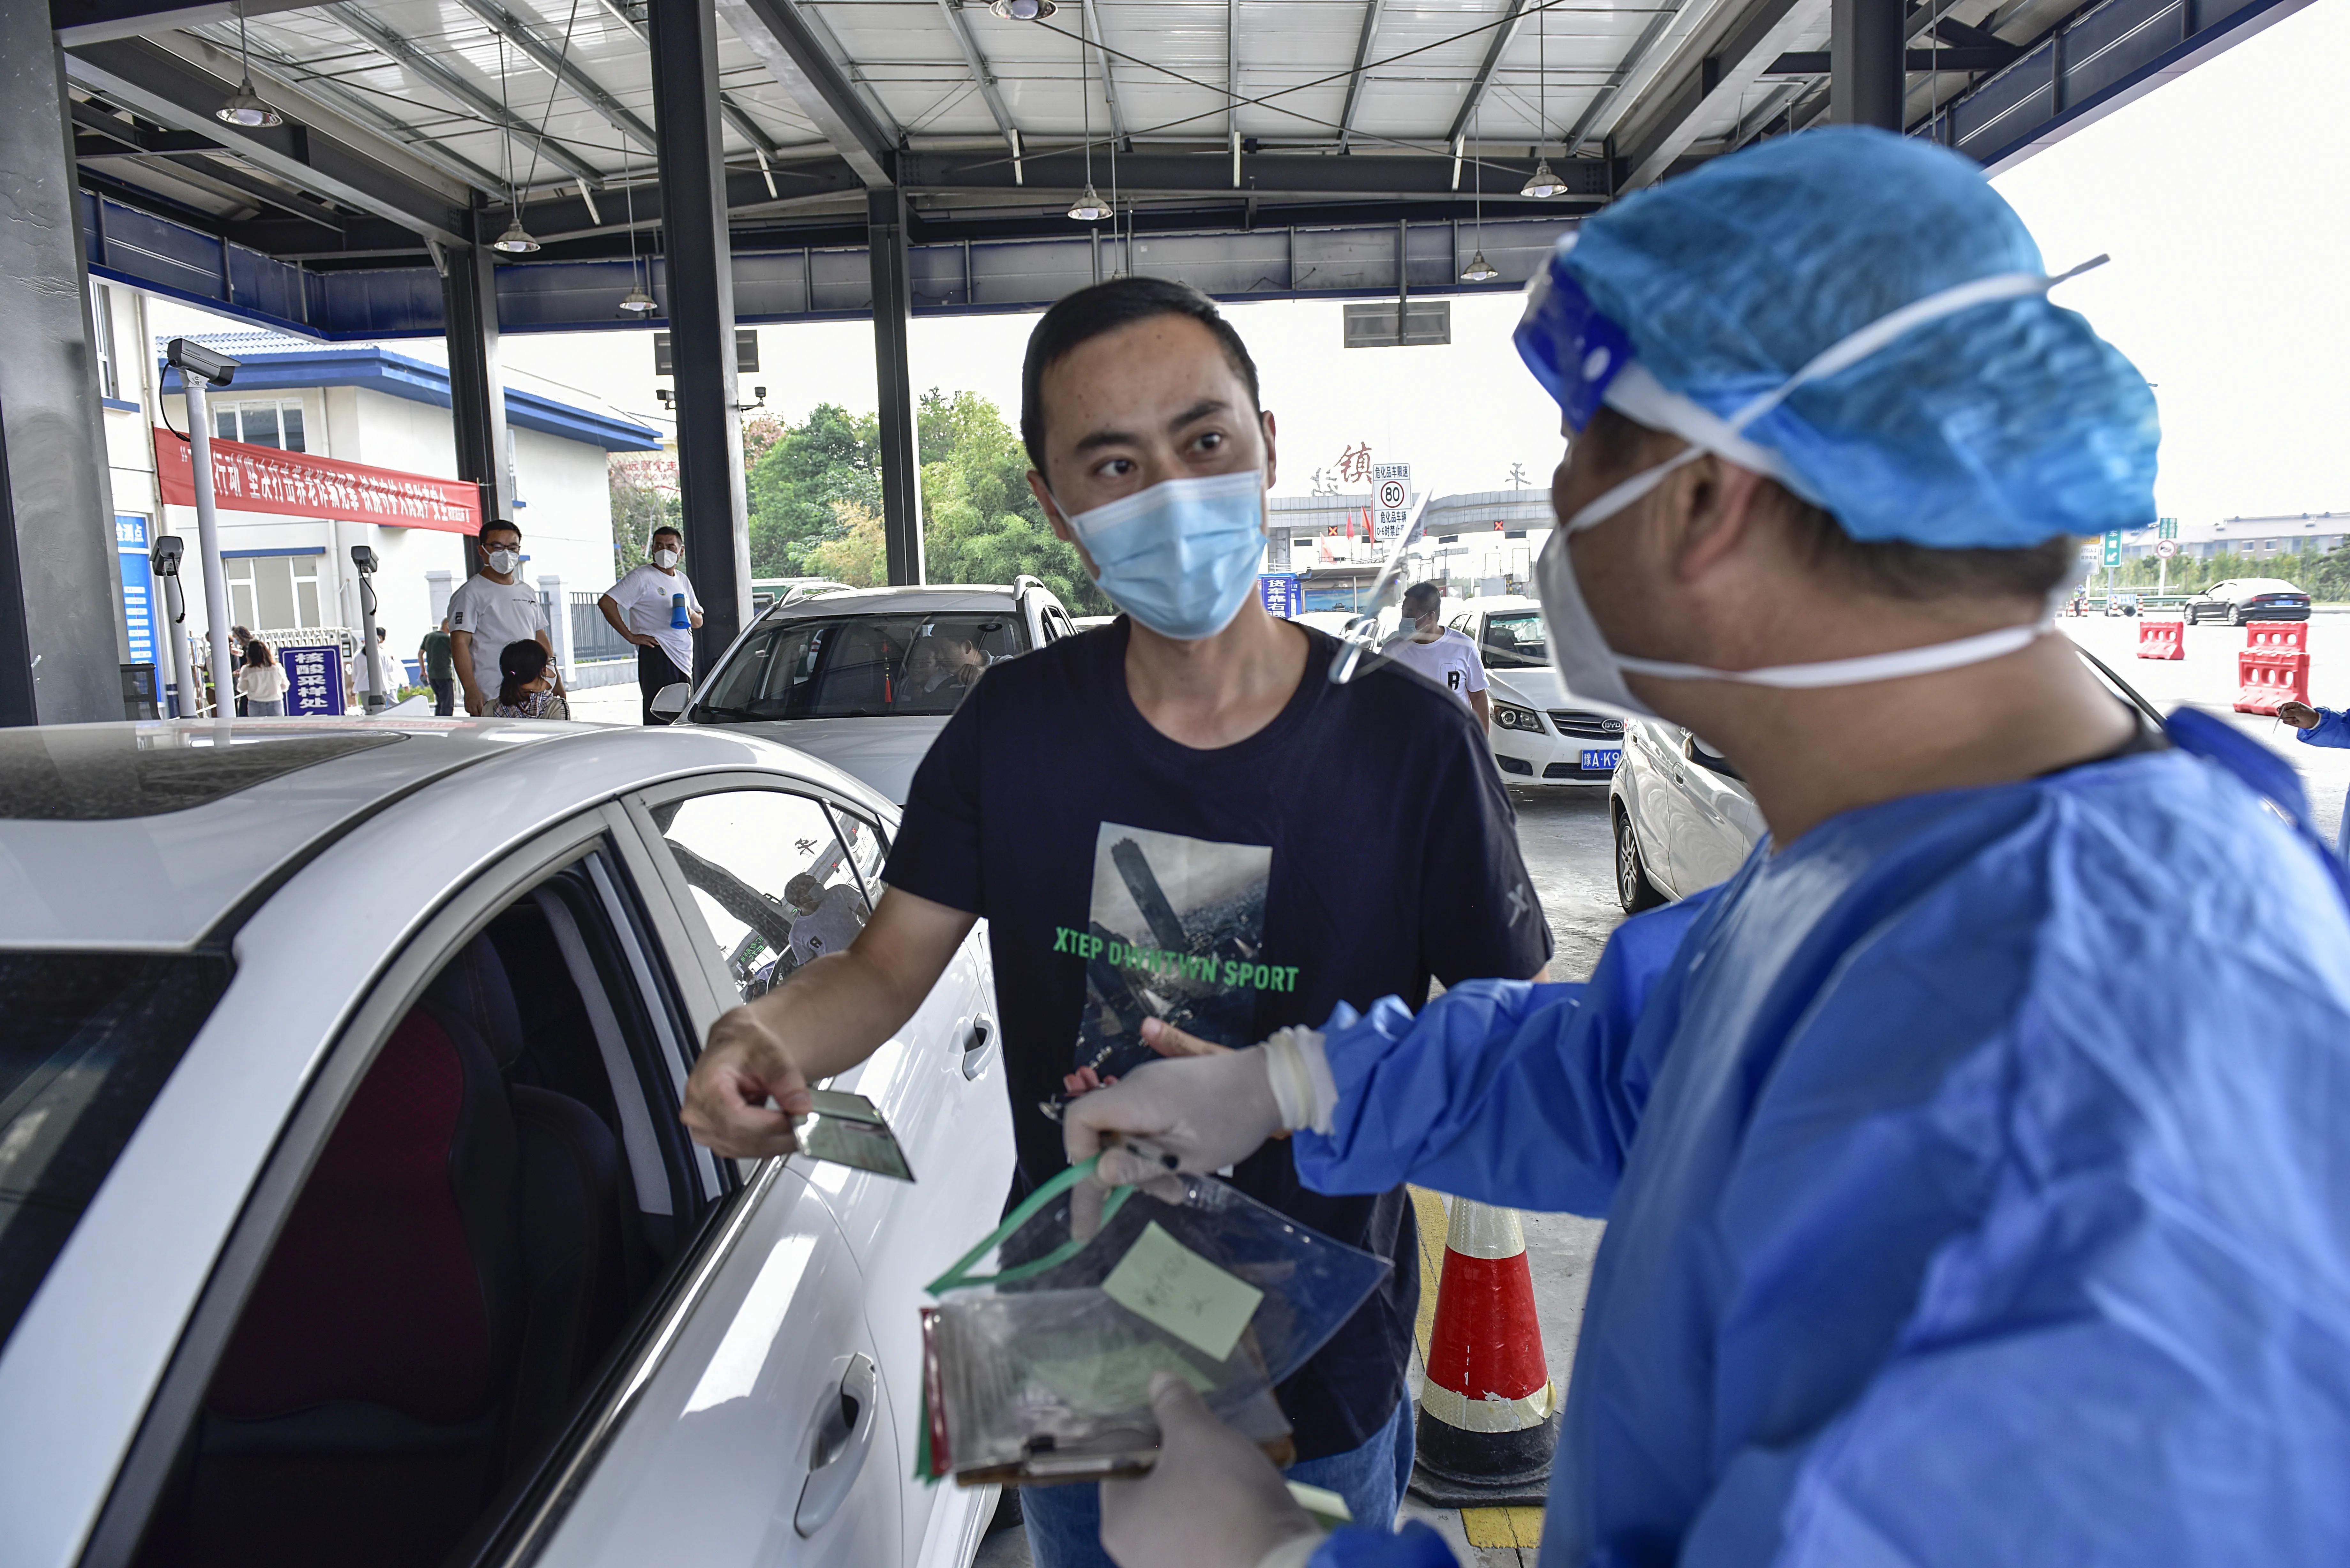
[1461,1506,1546,1549]
[1410,1186,1446,1362]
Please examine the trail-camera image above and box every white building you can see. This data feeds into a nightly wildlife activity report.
[2109,512,2350,564]
[109,323,656,707]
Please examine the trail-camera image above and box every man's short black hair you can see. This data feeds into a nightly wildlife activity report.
[1020,277,1262,472]
[481,520,523,544]
[651,524,682,544]
[1402,581,1443,611]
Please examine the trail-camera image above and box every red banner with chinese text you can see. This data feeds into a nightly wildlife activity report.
[156,429,482,535]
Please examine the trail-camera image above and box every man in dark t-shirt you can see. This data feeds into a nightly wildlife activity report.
[680,277,1549,1567]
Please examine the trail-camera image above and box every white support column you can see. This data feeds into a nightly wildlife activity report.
[539,570,575,682]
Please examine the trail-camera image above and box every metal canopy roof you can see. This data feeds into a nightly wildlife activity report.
[53,0,2313,291]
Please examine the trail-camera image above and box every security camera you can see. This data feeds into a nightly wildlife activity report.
[164,337,239,387]
[350,544,379,573]
[151,535,185,575]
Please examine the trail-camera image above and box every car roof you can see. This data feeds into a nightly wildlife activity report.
[0,718,570,951]
[1465,595,1543,613]
[760,584,1029,620]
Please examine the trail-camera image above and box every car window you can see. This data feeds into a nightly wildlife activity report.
[0,952,231,1347]
[647,789,874,1001]
[1478,611,1549,669]
[113,843,712,1568]
[692,611,1026,721]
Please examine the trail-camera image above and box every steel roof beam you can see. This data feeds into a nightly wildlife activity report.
[65,36,472,245]
[934,0,1021,156]
[1337,0,1387,150]
[1610,0,1829,189]
[450,0,657,154]
[50,0,313,48]
[899,146,1611,199]
[1559,0,1686,157]
[322,1,606,189]
[580,0,784,159]
[157,152,348,228]
[716,0,899,186]
[1446,0,1531,146]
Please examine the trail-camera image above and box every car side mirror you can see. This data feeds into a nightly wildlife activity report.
[650,682,692,719]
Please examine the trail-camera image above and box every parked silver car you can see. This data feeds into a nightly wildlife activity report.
[661,578,1078,804]
[0,719,1012,1568]
[1609,645,2164,911]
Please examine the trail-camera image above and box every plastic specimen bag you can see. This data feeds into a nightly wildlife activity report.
[917,1154,1391,1486]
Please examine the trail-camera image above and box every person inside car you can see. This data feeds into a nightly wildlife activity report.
[676,275,1549,1568]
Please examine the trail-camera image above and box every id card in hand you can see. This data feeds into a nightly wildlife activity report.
[796,1089,916,1182]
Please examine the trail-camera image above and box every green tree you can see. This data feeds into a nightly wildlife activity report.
[745,403,883,578]
[607,454,677,579]
[916,388,1110,614]
[806,499,887,587]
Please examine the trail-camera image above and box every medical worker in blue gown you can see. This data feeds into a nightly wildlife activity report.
[1065,126,2350,1568]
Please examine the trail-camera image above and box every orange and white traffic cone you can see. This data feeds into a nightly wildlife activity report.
[1409,1198,1558,1508]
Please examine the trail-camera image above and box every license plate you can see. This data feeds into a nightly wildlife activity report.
[1581,749,1621,771]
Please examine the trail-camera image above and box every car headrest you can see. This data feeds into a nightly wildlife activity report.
[423,933,526,1071]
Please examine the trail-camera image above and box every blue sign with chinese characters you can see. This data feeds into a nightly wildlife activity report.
[115,515,157,668]
[1256,573,1301,619]
[283,644,345,717]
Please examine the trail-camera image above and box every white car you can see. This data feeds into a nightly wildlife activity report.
[1444,596,1626,786]
[1609,644,2166,910]
[0,717,1012,1568]
[663,579,1079,804]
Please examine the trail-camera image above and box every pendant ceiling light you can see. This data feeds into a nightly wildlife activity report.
[217,1,284,127]
[618,146,655,313]
[1068,0,1104,223]
[1521,6,1562,199]
[1461,104,1497,281]
[490,34,539,252]
[989,0,1057,15]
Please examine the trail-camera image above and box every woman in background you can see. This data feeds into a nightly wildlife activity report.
[237,640,287,717]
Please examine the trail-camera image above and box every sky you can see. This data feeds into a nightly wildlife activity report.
[151,0,2349,522]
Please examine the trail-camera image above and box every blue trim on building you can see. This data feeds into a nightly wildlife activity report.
[100,397,144,413]
[222,546,328,557]
[158,344,662,452]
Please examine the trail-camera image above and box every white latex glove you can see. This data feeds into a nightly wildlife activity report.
[1064,1046,1287,1188]
[1100,1371,1320,1568]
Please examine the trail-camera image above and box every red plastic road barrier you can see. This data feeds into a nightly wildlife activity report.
[2136,619,2185,660]
[2248,622,2311,653]
[1410,1199,1558,1508]
[2235,649,2312,715]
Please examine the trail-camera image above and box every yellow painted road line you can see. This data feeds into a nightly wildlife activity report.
[1461,1506,1546,1549]
[1408,1186,1446,1362]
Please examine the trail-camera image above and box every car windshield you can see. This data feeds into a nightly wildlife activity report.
[693,611,1030,721]
[1479,612,1549,669]
[1,951,230,1348]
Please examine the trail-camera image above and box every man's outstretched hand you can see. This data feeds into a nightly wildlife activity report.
[679,1004,813,1158]
[1099,1373,1318,1568]
[2277,700,2322,730]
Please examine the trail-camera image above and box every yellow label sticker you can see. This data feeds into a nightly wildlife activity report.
[1100,1220,1265,1361]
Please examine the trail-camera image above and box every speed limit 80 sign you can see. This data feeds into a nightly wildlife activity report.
[1376,477,1407,511]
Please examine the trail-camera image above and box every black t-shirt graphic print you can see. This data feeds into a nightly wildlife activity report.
[886,618,1550,1461]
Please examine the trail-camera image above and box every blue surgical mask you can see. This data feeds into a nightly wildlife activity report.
[1058,470,1268,641]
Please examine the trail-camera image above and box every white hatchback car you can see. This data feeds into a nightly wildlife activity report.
[0,718,1012,1568]
[1443,597,1626,786]
[663,579,1078,804]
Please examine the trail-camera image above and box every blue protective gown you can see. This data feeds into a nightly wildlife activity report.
[1303,712,2350,1567]
[2292,707,2350,859]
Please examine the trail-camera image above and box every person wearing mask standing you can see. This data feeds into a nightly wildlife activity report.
[447,521,559,718]
[1378,581,1489,729]
[675,277,1550,1568]
[600,524,705,725]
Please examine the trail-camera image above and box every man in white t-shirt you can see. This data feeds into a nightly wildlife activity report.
[1381,580,1489,730]
[446,520,558,717]
[599,525,705,725]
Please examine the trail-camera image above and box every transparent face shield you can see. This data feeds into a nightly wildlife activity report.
[1324,494,1434,686]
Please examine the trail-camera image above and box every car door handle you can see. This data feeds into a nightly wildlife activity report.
[794,1352,880,1537]
[962,1016,995,1081]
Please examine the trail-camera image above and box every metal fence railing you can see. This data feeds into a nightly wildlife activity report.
[571,591,633,664]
